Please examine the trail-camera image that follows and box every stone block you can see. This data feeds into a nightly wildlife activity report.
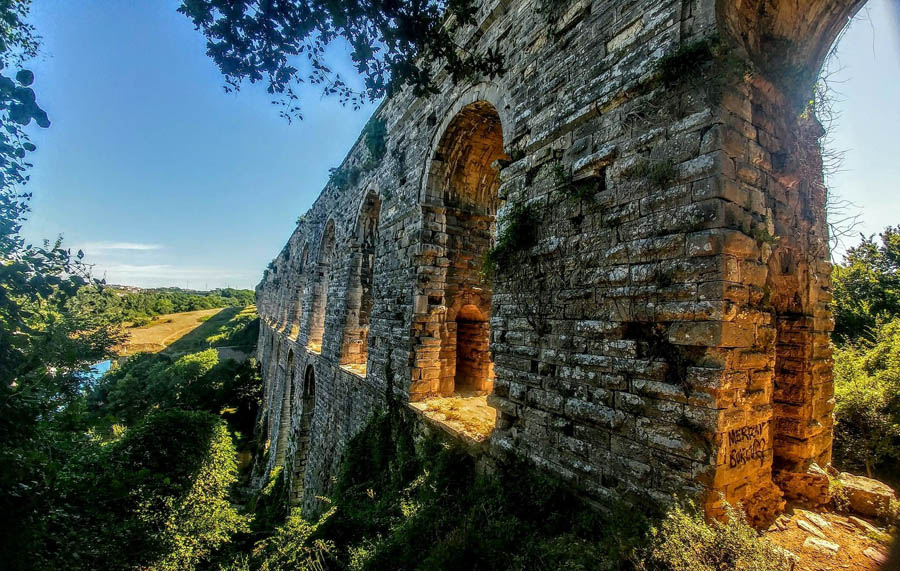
[835,472,897,518]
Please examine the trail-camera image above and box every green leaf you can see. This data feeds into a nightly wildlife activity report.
[15,69,34,86]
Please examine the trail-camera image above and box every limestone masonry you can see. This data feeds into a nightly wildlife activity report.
[253,0,864,524]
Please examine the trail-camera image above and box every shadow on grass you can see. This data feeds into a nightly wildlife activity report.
[164,305,259,356]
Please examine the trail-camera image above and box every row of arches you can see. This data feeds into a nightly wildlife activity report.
[258,97,509,501]
[262,341,317,499]
[270,190,383,374]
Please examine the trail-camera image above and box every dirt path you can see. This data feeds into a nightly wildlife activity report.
[764,506,894,570]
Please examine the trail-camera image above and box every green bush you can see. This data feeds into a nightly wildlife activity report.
[46,411,248,570]
[833,319,900,480]
[308,409,649,570]
[94,349,260,433]
[253,507,335,571]
[641,501,791,571]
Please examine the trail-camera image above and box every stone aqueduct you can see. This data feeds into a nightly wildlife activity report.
[254,0,864,522]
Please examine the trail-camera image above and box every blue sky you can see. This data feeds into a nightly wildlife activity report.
[824,0,900,256]
[21,0,900,289]
[23,0,377,289]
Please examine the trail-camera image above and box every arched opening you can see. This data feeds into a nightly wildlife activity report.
[710,0,874,518]
[266,337,282,449]
[453,304,493,393]
[341,191,381,375]
[289,245,309,340]
[409,99,505,442]
[307,221,335,353]
[275,349,294,467]
[290,364,317,503]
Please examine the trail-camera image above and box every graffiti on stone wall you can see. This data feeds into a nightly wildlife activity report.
[726,420,769,469]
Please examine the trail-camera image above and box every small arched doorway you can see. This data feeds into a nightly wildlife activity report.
[453,304,493,394]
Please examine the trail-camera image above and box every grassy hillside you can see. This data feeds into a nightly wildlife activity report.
[165,305,259,355]
[123,308,225,354]
[121,305,259,356]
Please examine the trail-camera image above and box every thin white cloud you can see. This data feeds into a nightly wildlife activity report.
[96,264,257,289]
[81,241,164,252]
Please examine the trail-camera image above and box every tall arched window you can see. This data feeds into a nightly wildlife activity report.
[290,364,317,503]
[411,100,506,399]
[266,337,282,442]
[307,220,335,353]
[341,191,381,374]
[275,349,294,467]
[289,245,309,340]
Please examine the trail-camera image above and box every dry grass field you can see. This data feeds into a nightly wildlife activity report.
[120,308,224,354]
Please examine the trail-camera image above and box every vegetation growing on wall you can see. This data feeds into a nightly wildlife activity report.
[551,160,602,201]
[298,408,652,570]
[217,406,793,571]
[329,117,389,191]
[653,35,751,105]
[621,158,677,189]
[483,202,540,275]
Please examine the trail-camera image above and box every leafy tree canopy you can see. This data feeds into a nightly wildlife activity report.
[178,0,505,119]
[832,226,900,343]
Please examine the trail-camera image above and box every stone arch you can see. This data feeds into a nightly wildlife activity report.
[307,220,336,353]
[417,82,513,205]
[410,99,507,399]
[288,244,310,339]
[275,248,292,330]
[708,1,869,512]
[275,349,294,466]
[717,0,865,106]
[266,336,282,443]
[341,190,382,374]
[290,364,317,502]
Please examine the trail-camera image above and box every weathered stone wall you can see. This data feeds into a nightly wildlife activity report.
[253,0,862,522]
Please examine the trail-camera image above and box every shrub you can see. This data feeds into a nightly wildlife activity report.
[253,507,335,571]
[47,411,248,570]
[833,319,900,480]
[641,501,791,571]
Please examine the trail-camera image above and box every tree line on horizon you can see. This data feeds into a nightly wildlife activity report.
[79,286,256,327]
